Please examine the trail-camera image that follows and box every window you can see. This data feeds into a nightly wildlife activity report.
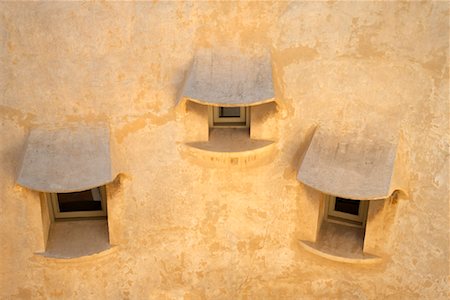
[40,186,110,258]
[49,187,107,219]
[209,106,249,128]
[326,197,368,228]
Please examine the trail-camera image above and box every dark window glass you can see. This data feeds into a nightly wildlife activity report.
[57,189,102,212]
[334,198,360,215]
[219,107,241,117]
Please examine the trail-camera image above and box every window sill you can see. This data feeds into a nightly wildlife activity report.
[33,246,118,265]
[299,221,382,264]
[180,129,276,167]
[35,219,111,260]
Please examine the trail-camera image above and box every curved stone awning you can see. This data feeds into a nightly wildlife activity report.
[17,125,118,193]
[178,49,277,107]
[297,127,408,200]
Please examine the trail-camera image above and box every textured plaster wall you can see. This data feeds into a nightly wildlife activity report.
[0,1,448,299]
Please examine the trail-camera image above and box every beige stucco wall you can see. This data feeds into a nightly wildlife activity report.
[0,1,448,299]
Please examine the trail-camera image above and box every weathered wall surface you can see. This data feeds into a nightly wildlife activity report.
[0,1,448,299]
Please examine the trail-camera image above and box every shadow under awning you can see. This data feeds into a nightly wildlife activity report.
[178,49,277,107]
[297,127,408,200]
[17,125,118,193]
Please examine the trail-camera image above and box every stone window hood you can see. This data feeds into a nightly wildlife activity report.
[16,125,118,193]
[297,126,409,264]
[297,127,408,201]
[177,49,278,108]
[177,49,280,167]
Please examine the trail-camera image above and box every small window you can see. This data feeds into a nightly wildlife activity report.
[41,186,110,258]
[210,106,249,128]
[326,197,368,228]
[49,187,107,219]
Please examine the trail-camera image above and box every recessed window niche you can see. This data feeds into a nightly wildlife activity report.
[296,126,409,263]
[177,49,280,167]
[16,125,119,259]
[300,195,379,263]
[41,187,110,258]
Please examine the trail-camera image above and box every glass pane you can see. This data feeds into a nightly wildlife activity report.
[57,189,102,212]
[219,107,241,117]
[334,198,360,215]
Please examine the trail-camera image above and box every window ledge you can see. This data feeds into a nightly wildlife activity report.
[180,141,276,168]
[298,222,382,264]
[180,128,276,167]
[33,246,118,265]
[35,219,111,260]
[187,138,274,153]
[181,141,276,167]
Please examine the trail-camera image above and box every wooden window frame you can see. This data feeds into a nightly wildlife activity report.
[325,196,368,228]
[49,186,107,219]
[209,106,250,128]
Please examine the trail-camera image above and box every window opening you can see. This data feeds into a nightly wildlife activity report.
[219,107,241,117]
[326,197,368,228]
[210,106,249,128]
[50,187,107,219]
